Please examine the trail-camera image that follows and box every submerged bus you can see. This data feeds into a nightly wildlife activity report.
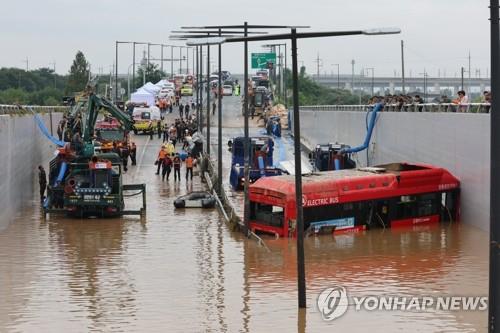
[248,162,460,237]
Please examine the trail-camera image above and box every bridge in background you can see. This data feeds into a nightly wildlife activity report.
[312,74,491,96]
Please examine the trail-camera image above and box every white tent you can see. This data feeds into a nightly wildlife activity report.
[142,82,161,95]
[155,79,169,88]
[130,88,155,106]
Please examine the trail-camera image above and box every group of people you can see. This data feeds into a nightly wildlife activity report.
[367,90,492,113]
[155,144,196,182]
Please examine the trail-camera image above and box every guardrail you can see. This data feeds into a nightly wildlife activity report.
[301,103,491,113]
[0,104,69,115]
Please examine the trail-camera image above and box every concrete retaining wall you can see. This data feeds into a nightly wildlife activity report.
[292,109,490,231]
[0,112,62,230]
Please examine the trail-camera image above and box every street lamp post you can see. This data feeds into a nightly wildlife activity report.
[218,29,223,194]
[224,26,400,310]
[366,67,374,95]
[127,62,142,99]
[489,0,500,331]
[332,63,340,89]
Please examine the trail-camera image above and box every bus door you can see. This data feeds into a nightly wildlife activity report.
[440,190,459,222]
[374,199,391,228]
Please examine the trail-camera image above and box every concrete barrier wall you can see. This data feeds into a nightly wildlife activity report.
[0,112,62,230]
[293,109,490,231]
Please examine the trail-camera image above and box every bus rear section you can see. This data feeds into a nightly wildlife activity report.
[248,162,460,238]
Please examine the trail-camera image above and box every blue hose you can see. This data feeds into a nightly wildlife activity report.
[334,158,341,171]
[55,162,67,186]
[258,156,265,176]
[340,103,383,154]
[32,111,65,147]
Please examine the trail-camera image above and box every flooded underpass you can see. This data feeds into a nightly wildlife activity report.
[0,97,489,332]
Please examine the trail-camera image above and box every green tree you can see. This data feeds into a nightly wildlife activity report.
[66,50,89,94]
[134,63,165,88]
[281,68,368,105]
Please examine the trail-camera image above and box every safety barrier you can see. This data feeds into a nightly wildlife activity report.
[301,103,491,113]
[0,104,69,115]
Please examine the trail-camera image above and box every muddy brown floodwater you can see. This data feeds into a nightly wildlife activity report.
[0,97,489,332]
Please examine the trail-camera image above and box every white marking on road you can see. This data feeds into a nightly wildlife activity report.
[135,136,150,178]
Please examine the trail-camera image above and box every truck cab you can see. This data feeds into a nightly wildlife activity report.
[228,136,282,190]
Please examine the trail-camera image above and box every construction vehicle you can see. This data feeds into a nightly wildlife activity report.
[310,143,356,171]
[42,85,146,218]
[228,136,283,190]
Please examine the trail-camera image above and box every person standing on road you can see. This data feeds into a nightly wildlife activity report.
[157,120,162,139]
[163,123,169,143]
[162,154,172,181]
[169,125,177,146]
[156,146,167,175]
[173,153,182,181]
[56,117,66,141]
[212,101,216,115]
[185,154,194,181]
[120,143,130,172]
[179,103,184,119]
[185,103,190,120]
[38,165,47,203]
[129,142,137,166]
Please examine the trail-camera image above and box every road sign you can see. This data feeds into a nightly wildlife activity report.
[251,53,276,69]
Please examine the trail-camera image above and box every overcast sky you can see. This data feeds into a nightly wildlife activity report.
[0,0,490,78]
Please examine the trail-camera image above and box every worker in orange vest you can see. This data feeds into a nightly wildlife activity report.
[185,154,195,181]
[156,146,167,175]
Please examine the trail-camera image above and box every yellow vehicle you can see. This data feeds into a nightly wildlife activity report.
[180,84,193,96]
[132,106,161,135]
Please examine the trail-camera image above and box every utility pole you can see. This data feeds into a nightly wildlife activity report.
[351,59,355,93]
[22,58,29,71]
[314,53,322,81]
[49,61,56,88]
[468,51,471,94]
[461,66,465,90]
[490,0,500,331]
[401,40,406,94]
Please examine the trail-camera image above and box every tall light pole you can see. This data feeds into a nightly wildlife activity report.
[401,40,406,94]
[49,61,56,88]
[225,25,400,310]
[489,0,500,331]
[332,63,340,89]
[177,23,297,231]
[366,67,374,95]
[351,59,355,93]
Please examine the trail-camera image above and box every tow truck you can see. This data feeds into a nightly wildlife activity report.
[43,85,146,218]
[228,136,283,190]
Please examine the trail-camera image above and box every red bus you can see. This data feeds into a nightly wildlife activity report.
[249,162,460,237]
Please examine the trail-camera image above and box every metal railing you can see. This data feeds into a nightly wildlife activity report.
[301,103,491,113]
[0,104,69,115]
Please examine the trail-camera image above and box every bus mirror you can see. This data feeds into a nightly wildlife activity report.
[227,140,233,150]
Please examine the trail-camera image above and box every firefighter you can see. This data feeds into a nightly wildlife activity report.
[162,154,173,181]
[155,146,167,175]
[173,153,181,181]
[129,142,137,166]
[38,165,47,203]
[157,120,162,139]
[185,154,194,181]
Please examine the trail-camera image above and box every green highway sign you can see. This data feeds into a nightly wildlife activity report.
[251,53,276,69]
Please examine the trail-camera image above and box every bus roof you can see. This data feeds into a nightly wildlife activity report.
[250,162,460,205]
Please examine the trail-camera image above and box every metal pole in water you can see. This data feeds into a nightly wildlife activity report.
[489,1,500,331]
[401,40,405,94]
[218,29,223,194]
[243,21,250,229]
[206,44,211,156]
[115,41,118,102]
[291,28,306,309]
